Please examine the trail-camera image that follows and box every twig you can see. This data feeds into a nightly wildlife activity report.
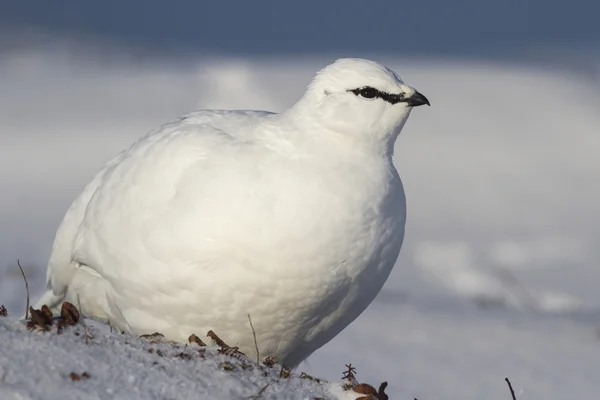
[76,294,91,344]
[248,383,271,400]
[83,319,90,344]
[207,330,229,348]
[342,363,357,381]
[378,382,389,400]
[505,377,517,400]
[248,314,260,365]
[17,259,30,320]
[247,383,270,399]
[257,384,270,395]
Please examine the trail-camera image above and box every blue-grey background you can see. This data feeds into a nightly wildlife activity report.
[2,0,600,59]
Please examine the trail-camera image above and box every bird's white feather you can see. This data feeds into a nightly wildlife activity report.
[35,58,427,367]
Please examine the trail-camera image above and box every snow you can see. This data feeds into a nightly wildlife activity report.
[0,316,353,400]
[1,45,600,399]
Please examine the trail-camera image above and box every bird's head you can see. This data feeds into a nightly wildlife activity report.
[292,58,429,153]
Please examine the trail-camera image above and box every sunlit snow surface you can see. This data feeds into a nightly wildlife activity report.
[0,317,352,400]
[1,47,600,399]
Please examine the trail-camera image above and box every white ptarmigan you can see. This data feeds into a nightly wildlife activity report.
[33,58,429,367]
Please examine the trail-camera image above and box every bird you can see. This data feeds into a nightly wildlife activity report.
[33,58,430,367]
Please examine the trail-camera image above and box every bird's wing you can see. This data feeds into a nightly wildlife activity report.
[38,110,274,309]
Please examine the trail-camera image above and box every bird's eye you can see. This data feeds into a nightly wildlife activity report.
[350,87,379,99]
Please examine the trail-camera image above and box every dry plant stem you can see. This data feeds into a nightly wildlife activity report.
[247,383,272,400]
[505,377,517,400]
[255,383,270,397]
[83,319,90,344]
[247,314,260,365]
[77,294,91,344]
[17,259,30,320]
[206,330,229,348]
[188,333,207,346]
[342,363,357,381]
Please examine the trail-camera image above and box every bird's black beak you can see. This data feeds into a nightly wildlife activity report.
[403,91,430,107]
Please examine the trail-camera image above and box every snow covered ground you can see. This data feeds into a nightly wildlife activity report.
[0,315,362,400]
[1,46,600,399]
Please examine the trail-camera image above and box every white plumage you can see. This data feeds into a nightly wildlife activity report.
[34,58,429,367]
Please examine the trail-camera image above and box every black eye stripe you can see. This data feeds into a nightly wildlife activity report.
[348,86,404,105]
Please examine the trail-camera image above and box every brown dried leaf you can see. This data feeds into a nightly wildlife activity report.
[188,333,206,347]
[219,361,235,371]
[56,302,81,334]
[206,330,229,348]
[41,305,53,321]
[27,307,52,331]
[279,366,291,379]
[61,302,80,325]
[262,356,276,367]
[353,383,378,395]
[38,307,52,325]
[69,372,90,381]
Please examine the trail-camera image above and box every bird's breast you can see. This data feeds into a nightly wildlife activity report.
[230,156,406,272]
